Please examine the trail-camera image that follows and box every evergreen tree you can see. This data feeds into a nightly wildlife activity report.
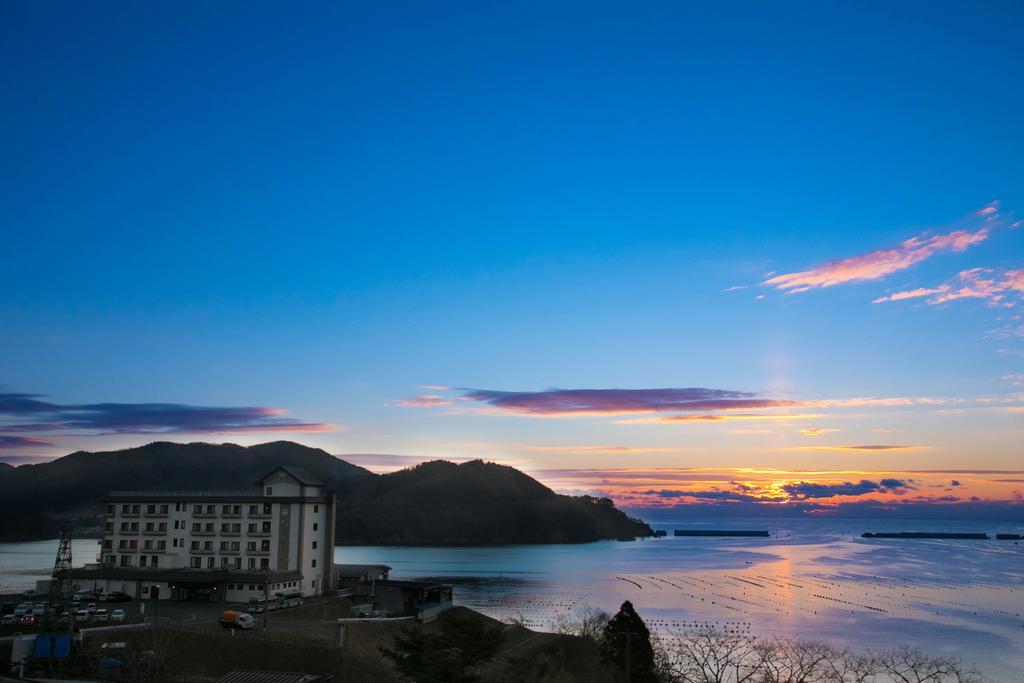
[600,600,657,682]
[381,609,504,682]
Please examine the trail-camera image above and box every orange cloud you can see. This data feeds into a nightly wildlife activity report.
[875,267,1024,306]
[800,427,839,436]
[620,412,825,424]
[788,444,928,452]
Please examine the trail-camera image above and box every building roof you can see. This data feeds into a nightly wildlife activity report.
[216,672,334,683]
[256,466,324,486]
[333,563,391,577]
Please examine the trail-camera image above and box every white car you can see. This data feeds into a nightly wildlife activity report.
[73,609,90,623]
[1,614,15,625]
[110,609,126,623]
[93,608,109,623]
[85,602,97,614]
[13,604,30,616]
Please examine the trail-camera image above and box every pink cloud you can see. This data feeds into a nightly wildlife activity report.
[875,268,1024,306]
[764,203,998,293]
[393,394,456,408]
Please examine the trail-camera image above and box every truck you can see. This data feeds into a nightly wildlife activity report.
[218,610,255,630]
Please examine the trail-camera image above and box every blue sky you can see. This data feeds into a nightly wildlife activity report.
[2,2,1023,508]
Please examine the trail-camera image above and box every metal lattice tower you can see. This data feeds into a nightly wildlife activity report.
[46,525,73,628]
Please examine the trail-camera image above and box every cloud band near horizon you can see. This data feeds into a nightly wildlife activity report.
[0,391,334,448]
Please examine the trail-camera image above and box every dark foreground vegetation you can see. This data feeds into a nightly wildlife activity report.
[0,600,985,682]
[0,440,651,543]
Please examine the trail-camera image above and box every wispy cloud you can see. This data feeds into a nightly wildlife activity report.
[800,427,839,436]
[874,268,1024,306]
[0,435,55,450]
[459,388,801,416]
[0,391,335,447]
[788,444,927,452]
[622,412,824,424]
[763,203,1000,294]
[392,394,456,408]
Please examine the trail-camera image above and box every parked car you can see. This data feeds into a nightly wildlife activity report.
[31,604,46,617]
[13,603,30,617]
[103,591,132,603]
[1,614,15,625]
[85,602,98,614]
[93,608,109,623]
[110,609,126,623]
[73,609,90,623]
[16,614,38,626]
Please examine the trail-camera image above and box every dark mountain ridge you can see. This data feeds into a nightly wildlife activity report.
[0,441,651,544]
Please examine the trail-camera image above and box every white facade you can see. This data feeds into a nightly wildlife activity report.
[90,467,336,600]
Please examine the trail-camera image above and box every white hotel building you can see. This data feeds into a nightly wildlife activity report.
[70,467,336,603]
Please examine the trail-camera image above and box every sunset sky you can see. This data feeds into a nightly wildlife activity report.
[2,2,1023,513]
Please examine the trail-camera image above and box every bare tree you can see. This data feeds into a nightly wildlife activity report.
[552,606,610,642]
[660,630,764,683]
[874,646,983,683]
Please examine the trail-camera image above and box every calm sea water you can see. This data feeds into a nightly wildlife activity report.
[3,519,1022,679]
[336,517,1024,681]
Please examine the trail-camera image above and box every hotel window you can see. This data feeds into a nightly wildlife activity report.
[131,504,140,514]
[232,505,241,515]
[120,522,129,532]
[207,557,215,569]
[160,504,168,514]
[120,556,132,567]
[118,540,127,550]
[206,504,215,515]
[144,540,153,550]
[130,522,139,532]
[190,557,201,568]
[106,504,115,515]
[139,556,147,567]
[147,504,156,514]
[151,556,158,567]
[222,505,231,514]
[260,558,269,570]
[261,540,270,552]
[190,541,200,550]
[248,558,256,570]
[193,504,202,514]
[145,522,154,532]
[312,579,317,590]
[121,504,130,514]
[220,541,230,551]
[204,541,213,551]
[231,541,240,551]
[129,539,138,550]
[192,523,201,533]
[157,540,166,550]
[263,503,272,514]
[221,523,231,533]
[249,505,258,515]
[312,541,317,550]
[158,522,167,532]
[234,557,242,569]
[248,523,257,533]
[247,541,256,551]
[105,554,116,564]
[265,486,273,495]
[205,523,214,533]
[262,521,272,533]
[313,523,318,531]
[312,559,317,568]
[232,523,241,533]
[221,557,230,567]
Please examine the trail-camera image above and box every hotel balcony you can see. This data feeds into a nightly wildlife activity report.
[142,529,167,535]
